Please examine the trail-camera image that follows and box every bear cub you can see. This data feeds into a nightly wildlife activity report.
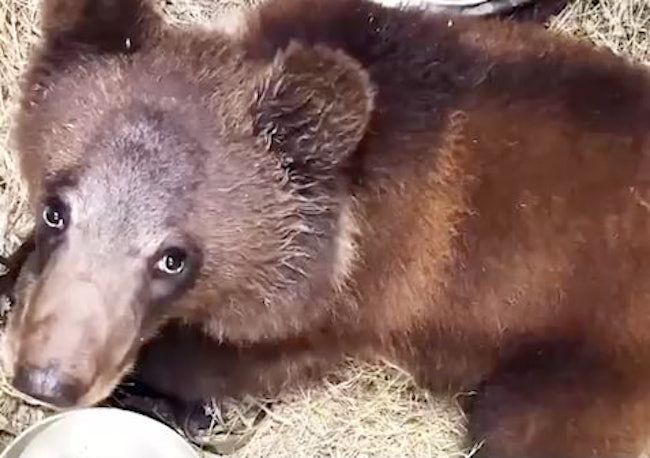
[3,0,650,457]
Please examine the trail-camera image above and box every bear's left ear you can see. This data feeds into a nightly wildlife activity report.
[252,41,375,180]
[40,0,162,53]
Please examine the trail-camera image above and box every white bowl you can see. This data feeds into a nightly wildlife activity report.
[0,407,200,458]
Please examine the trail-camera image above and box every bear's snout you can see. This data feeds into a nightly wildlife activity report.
[12,363,84,408]
[4,243,151,408]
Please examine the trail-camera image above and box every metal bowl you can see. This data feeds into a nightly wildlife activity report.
[0,407,200,458]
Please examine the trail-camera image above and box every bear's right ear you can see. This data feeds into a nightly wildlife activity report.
[40,0,162,53]
[251,41,375,182]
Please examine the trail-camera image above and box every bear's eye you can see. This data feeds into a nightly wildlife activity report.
[155,248,187,275]
[42,199,67,230]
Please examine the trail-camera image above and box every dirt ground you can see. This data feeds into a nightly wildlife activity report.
[0,0,648,456]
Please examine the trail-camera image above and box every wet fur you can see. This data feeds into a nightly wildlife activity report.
[6,0,650,456]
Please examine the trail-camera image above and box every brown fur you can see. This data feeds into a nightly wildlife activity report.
[3,0,650,456]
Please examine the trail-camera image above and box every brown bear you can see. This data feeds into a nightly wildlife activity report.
[2,0,650,457]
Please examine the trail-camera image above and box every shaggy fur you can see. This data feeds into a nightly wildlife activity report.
[2,0,650,456]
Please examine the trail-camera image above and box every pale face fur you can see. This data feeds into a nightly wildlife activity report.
[3,0,373,408]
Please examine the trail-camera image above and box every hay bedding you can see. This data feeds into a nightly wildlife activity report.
[0,0,648,456]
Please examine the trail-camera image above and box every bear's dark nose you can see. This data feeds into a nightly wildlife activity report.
[12,364,82,407]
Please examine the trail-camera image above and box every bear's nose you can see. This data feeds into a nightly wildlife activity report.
[12,364,82,407]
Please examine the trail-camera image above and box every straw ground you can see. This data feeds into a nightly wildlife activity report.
[0,0,648,456]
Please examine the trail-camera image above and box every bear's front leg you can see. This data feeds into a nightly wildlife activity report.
[111,321,346,443]
[468,339,650,458]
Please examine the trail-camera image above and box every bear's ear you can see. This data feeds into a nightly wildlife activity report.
[252,41,375,181]
[40,0,162,53]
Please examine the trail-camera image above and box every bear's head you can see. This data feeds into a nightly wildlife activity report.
[2,0,374,408]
